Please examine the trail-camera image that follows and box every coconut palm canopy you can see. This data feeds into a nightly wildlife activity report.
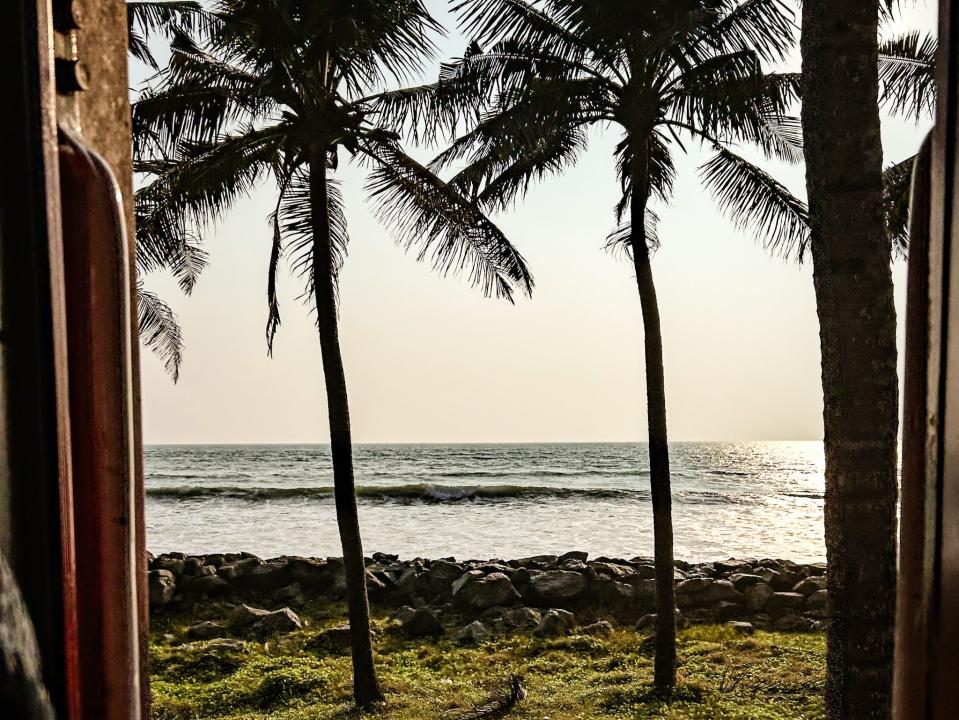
[375,0,808,260]
[133,0,533,357]
[878,28,936,251]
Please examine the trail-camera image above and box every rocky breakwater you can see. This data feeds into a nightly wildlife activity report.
[149,551,830,641]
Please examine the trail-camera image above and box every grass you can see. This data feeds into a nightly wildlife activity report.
[149,601,826,719]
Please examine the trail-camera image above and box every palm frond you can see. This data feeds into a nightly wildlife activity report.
[709,0,797,63]
[137,284,184,382]
[883,154,916,259]
[699,146,809,259]
[126,0,211,69]
[363,139,533,302]
[604,210,661,258]
[879,31,936,120]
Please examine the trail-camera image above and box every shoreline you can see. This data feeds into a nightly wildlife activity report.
[150,550,830,634]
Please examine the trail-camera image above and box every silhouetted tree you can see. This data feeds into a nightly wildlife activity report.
[801,1,899,716]
[400,0,803,690]
[132,0,531,706]
[128,0,214,379]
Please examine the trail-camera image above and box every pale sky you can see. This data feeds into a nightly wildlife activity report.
[136,1,938,444]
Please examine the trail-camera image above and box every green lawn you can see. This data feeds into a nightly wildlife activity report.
[149,602,826,719]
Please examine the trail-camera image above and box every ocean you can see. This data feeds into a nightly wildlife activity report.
[145,442,826,563]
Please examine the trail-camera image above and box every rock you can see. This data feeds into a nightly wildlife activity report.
[184,574,229,596]
[271,583,303,604]
[581,621,613,638]
[769,570,802,592]
[152,556,185,576]
[590,562,634,579]
[455,620,489,645]
[698,580,742,605]
[771,613,814,632]
[516,555,559,568]
[792,577,827,596]
[744,583,774,612]
[428,560,463,595]
[530,571,587,604]
[559,551,589,563]
[502,607,541,631]
[232,604,272,628]
[182,557,205,576]
[187,621,225,640]
[391,606,417,624]
[247,608,302,638]
[685,608,719,624]
[728,573,765,592]
[727,621,755,636]
[593,578,636,608]
[676,577,712,595]
[451,570,484,596]
[715,601,744,621]
[454,572,520,611]
[315,624,355,650]
[148,570,175,605]
[766,592,805,616]
[804,589,832,617]
[534,609,576,638]
[636,614,657,631]
[238,561,290,592]
[287,557,329,589]
[403,608,444,639]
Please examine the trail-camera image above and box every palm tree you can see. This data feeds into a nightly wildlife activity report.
[133,0,531,706]
[128,0,214,380]
[800,1,899,716]
[402,0,803,690]
[878,28,936,251]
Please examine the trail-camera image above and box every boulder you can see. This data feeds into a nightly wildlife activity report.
[589,562,634,579]
[728,573,765,592]
[454,572,520,611]
[317,624,354,650]
[515,555,559,568]
[455,620,489,645]
[149,570,176,605]
[182,557,206,576]
[530,571,587,604]
[744,582,774,612]
[676,577,712,595]
[581,621,613,638]
[428,560,463,595]
[184,574,228,596]
[152,556,185,576]
[559,551,589,563]
[727,621,755,636]
[286,557,329,589]
[238,561,290,592]
[403,608,444,639]
[271,583,303,604]
[534,609,576,638]
[247,607,302,638]
[766,592,805,616]
[502,607,541,631]
[804,589,832,617]
[231,604,272,628]
[792,577,827,596]
[593,578,636,609]
[769,570,803,592]
[698,580,742,605]
[187,621,225,640]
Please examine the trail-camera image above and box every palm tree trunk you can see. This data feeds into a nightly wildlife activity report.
[308,148,384,707]
[629,148,676,691]
[800,2,898,717]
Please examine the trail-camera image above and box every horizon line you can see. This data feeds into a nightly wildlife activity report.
[143,438,823,446]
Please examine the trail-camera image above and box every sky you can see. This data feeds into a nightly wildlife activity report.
[135,1,938,444]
